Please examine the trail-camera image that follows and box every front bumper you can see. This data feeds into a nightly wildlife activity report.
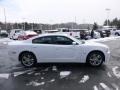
[105,51,110,63]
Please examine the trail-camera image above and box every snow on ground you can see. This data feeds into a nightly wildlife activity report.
[60,71,71,79]
[0,73,9,79]
[107,72,112,78]
[88,36,120,42]
[93,85,98,90]
[52,66,57,71]
[79,75,89,83]
[99,83,111,90]
[26,81,45,86]
[112,66,120,79]
[48,79,55,83]
[111,83,119,90]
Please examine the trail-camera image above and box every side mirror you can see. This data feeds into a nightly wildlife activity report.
[72,42,78,45]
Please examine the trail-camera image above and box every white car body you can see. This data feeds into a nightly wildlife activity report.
[111,29,120,36]
[18,30,38,40]
[8,34,110,65]
[9,29,24,40]
[44,28,80,39]
[93,31,101,39]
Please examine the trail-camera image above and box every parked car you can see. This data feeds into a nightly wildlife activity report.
[91,31,100,39]
[9,29,24,40]
[18,31,38,40]
[98,30,107,38]
[8,34,110,67]
[80,30,91,40]
[0,30,8,38]
[111,29,120,36]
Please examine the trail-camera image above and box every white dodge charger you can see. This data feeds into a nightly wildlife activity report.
[8,34,110,67]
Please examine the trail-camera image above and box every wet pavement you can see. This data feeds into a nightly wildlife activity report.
[0,39,120,90]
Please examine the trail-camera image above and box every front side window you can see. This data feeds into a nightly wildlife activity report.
[54,36,73,45]
[32,36,53,44]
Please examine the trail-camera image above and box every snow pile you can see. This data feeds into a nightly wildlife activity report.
[34,73,41,76]
[93,85,98,90]
[52,66,57,71]
[48,79,55,83]
[79,75,89,83]
[112,66,120,78]
[88,36,120,42]
[44,67,49,71]
[107,72,112,78]
[0,73,9,79]
[26,81,45,86]
[41,77,44,80]
[60,71,71,78]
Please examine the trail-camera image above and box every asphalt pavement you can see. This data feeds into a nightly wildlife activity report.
[0,38,120,90]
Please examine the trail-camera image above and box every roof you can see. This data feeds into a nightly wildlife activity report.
[38,33,69,37]
[44,29,59,32]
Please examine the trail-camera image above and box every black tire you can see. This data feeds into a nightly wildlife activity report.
[115,33,120,36]
[19,52,37,67]
[86,51,104,67]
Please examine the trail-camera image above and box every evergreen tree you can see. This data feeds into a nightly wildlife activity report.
[93,22,98,30]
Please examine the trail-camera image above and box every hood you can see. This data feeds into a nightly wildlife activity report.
[84,41,108,48]
[8,41,24,45]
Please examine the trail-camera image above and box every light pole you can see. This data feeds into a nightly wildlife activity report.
[106,8,111,26]
[3,8,7,30]
[22,18,26,30]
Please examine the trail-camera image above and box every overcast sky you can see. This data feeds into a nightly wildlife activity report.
[0,0,120,25]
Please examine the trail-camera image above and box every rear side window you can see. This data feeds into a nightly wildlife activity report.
[32,36,53,44]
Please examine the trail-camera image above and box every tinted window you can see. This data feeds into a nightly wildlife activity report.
[32,36,53,44]
[63,29,69,32]
[54,36,73,45]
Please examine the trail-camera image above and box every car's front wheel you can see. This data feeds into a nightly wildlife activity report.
[86,51,104,67]
[115,33,120,36]
[19,52,37,67]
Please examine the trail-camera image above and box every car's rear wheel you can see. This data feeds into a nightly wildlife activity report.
[19,52,37,67]
[86,52,104,67]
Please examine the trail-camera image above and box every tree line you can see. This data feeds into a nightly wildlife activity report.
[104,18,120,29]
[0,22,93,31]
[0,17,120,31]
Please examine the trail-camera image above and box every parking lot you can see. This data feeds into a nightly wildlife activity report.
[0,37,120,90]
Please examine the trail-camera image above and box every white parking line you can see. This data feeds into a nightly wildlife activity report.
[93,85,98,90]
[0,73,9,79]
[100,83,111,90]
[79,75,89,83]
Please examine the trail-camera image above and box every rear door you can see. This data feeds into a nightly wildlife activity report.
[32,36,57,62]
